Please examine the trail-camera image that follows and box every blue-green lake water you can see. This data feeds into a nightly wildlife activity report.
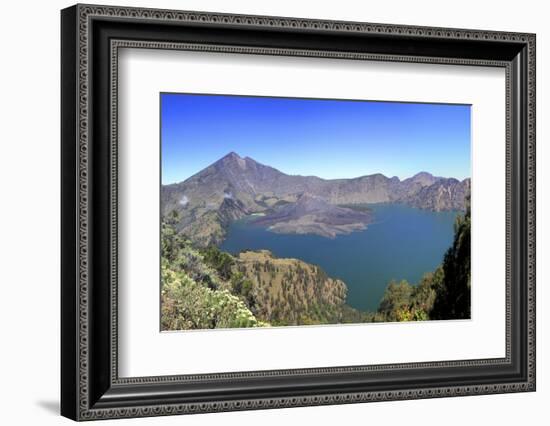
[220,204,458,312]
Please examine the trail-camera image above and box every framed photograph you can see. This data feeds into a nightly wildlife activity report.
[61,4,536,421]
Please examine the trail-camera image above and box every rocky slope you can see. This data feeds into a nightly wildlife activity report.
[233,250,349,325]
[162,152,470,245]
[402,177,471,212]
[252,193,372,237]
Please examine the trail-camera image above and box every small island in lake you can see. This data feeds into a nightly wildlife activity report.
[252,193,372,238]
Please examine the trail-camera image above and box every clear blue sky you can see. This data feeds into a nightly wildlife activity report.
[161,93,471,184]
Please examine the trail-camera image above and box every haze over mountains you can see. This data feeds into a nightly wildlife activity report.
[161,152,470,246]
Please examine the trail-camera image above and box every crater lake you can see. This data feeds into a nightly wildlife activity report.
[220,203,459,312]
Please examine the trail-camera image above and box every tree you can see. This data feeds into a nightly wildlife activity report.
[431,199,471,320]
[377,280,413,322]
[230,272,255,308]
[201,245,234,280]
[161,211,185,263]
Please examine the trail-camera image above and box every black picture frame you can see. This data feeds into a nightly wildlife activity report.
[61,4,536,421]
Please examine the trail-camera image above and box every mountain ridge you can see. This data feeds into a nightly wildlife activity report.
[162,152,470,246]
[165,152,462,187]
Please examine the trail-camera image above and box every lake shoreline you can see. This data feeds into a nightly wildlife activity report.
[221,204,459,311]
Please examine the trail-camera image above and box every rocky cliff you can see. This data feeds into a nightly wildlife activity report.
[233,250,349,326]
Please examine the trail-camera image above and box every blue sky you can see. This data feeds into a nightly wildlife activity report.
[161,93,471,184]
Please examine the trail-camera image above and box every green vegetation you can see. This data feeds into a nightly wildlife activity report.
[374,200,471,323]
[234,250,351,326]
[161,215,267,330]
[374,269,441,322]
[201,245,235,280]
[161,201,471,330]
[431,199,471,320]
[161,216,354,329]
[161,261,262,330]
